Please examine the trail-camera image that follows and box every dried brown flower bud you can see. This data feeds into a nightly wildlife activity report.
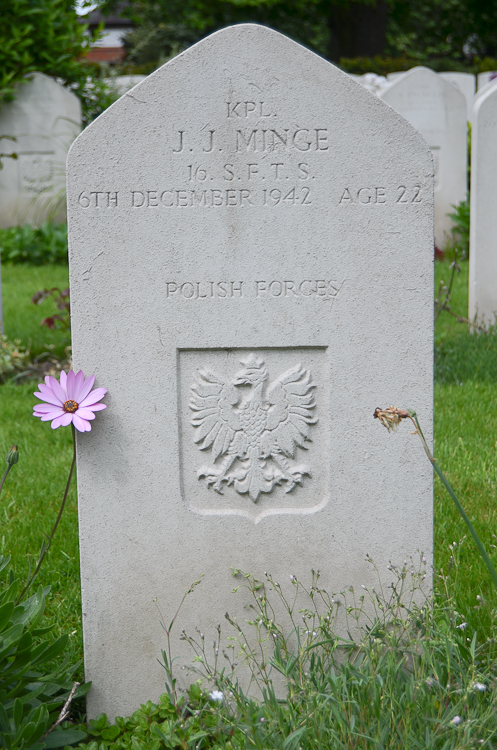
[373,407,410,432]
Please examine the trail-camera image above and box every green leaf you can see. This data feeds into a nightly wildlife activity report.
[43,728,88,748]
[101,725,120,741]
[0,601,15,633]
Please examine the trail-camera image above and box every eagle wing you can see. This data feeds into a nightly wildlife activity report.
[190,370,245,460]
[261,364,317,457]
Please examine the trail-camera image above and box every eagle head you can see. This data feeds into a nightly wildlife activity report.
[233,355,268,386]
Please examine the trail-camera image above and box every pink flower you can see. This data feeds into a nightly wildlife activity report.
[33,370,107,432]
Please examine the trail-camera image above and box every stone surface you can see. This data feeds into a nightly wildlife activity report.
[469,83,497,325]
[0,73,81,227]
[387,71,408,81]
[67,24,434,720]
[440,72,475,120]
[472,79,497,121]
[477,72,497,89]
[380,66,467,248]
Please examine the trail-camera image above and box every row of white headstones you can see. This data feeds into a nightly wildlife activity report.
[0,65,496,326]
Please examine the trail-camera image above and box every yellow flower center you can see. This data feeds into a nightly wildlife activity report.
[63,399,78,413]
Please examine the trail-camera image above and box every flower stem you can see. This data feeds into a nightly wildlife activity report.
[16,424,77,604]
[0,466,11,498]
[408,410,497,592]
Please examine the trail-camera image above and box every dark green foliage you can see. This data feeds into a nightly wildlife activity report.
[0,555,88,749]
[100,0,497,69]
[0,0,117,125]
[0,225,68,266]
[339,55,422,74]
[447,198,470,257]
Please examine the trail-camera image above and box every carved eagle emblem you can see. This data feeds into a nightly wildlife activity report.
[189,354,317,502]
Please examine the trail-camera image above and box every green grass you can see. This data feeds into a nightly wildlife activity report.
[0,379,82,671]
[2,258,497,729]
[1,263,70,360]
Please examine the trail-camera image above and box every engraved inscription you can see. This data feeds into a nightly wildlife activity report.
[171,127,328,154]
[190,354,317,502]
[338,185,423,205]
[165,279,344,300]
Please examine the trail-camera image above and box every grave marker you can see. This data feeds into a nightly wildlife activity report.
[0,73,81,227]
[440,72,475,120]
[469,84,497,325]
[380,66,467,249]
[67,24,434,719]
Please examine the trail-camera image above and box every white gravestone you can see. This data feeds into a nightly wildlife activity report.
[0,73,81,228]
[380,67,467,249]
[471,79,497,121]
[477,72,497,90]
[440,72,475,120]
[67,24,434,719]
[469,84,497,325]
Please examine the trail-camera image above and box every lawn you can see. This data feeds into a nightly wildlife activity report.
[1,256,497,687]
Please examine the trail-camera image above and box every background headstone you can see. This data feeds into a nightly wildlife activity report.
[440,72,475,120]
[0,73,81,228]
[387,71,408,81]
[380,66,467,249]
[469,84,497,325]
[477,71,497,89]
[67,24,434,719]
[471,78,497,121]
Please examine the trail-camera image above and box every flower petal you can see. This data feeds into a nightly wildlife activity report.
[37,382,57,398]
[66,370,76,399]
[75,374,95,404]
[40,409,64,421]
[79,388,107,408]
[34,390,63,407]
[33,404,63,415]
[60,370,67,390]
[72,414,91,432]
[48,376,67,403]
[82,402,107,412]
[51,412,73,429]
[73,370,85,401]
[75,408,96,420]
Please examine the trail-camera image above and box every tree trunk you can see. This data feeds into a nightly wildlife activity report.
[328,1,388,61]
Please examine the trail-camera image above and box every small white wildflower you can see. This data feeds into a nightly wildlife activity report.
[450,716,462,726]
[209,690,224,702]
[456,622,467,630]
[473,682,487,692]
[422,556,427,563]
[290,575,295,581]
[260,717,265,723]
[477,595,483,601]
[361,585,367,590]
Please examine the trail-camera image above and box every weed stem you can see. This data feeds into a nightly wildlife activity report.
[16,424,76,604]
